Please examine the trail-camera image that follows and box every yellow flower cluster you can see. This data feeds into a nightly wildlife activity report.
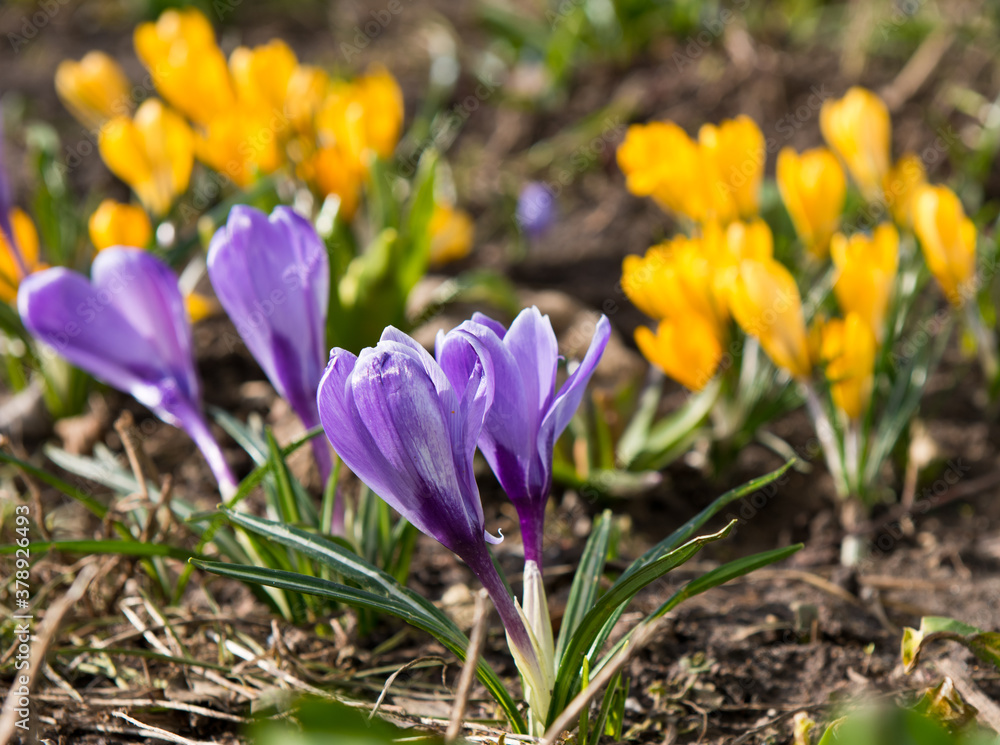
[620,87,980,423]
[57,8,405,221]
[621,220,795,390]
[617,115,764,224]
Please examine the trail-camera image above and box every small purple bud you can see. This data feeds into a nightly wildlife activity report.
[516,182,556,239]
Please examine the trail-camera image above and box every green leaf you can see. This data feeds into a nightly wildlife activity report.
[590,545,803,689]
[193,557,526,734]
[0,449,108,519]
[902,616,1000,674]
[556,509,614,662]
[549,521,739,722]
[623,377,720,471]
[211,407,269,466]
[0,540,200,561]
[621,460,794,582]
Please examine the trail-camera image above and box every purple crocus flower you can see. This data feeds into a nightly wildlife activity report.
[516,182,556,240]
[316,326,547,712]
[206,205,339,527]
[436,307,611,568]
[17,248,237,495]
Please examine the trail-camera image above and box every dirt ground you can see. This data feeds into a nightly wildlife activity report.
[2,0,1000,743]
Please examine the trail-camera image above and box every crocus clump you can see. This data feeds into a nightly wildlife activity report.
[436,307,610,568]
[316,327,551,721]
[207,205,337,523]
[18,248,237,496]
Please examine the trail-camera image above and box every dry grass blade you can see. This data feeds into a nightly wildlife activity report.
[0,563,99,745]
[111,710,219,745]
[368,656,447,723]
[446,589,489,743]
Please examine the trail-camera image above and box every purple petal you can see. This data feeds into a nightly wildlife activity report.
[92,248,200,403]
[470,311,508,339]
[207,205,329,421]
[18,268,171,412]
[437,319,534,500]
[516,182,556,239]
[319,342,487,557]
[540,314,611,443]
[503,307,559,417]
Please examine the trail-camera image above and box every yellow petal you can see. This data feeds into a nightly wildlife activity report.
[730,258,811,378]
[635,315,723,391]
[89,199,152,251]
[99,100,194,216]
[883,153,926,228]
[820,312,876,420]
[229,39,298,116]
[0,209,40,303]
[820,86,891,202]
[55,51,133,131]
[134,8,235,124]
[831,223,898,339]
[309,144,364,220]
[777,146,846,258]
[429,203,474,265]
[698,115,765,220]
[185,291,219,323]
[913,184,977,306]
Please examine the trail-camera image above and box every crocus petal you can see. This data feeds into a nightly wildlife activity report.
[542,315,611,441]
[18,267,176,416]
[470,311,508,339]
[91,248,200,403]
[317,340,491,558]
[207,205,328,419]
[437,319,535,500]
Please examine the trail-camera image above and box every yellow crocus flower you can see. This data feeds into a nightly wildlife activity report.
[286,65,330,134]
[617,121,708,222]
[185,291,219,323]
[776,147,846,258]
[883,153,926,228]
[820,86,891,202]
[820,312,877,420]
[831,224,898,340]
[316,68,404,168]
[707,219,774,315]
[99,99,194,216]
[0,209,40,303]
[729,258,811,379]
[88,199,152,251]
[194,106,283,188]
[229,39,298,117]
[429,203,475,265]
[635,314,724,392]
[55,51,133,131]
[912,184,977,306]
[698,115,765,219]
[353,68,405,161]
[134,8,235,125]
[622,235,727,334]
[308,144,364,220]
